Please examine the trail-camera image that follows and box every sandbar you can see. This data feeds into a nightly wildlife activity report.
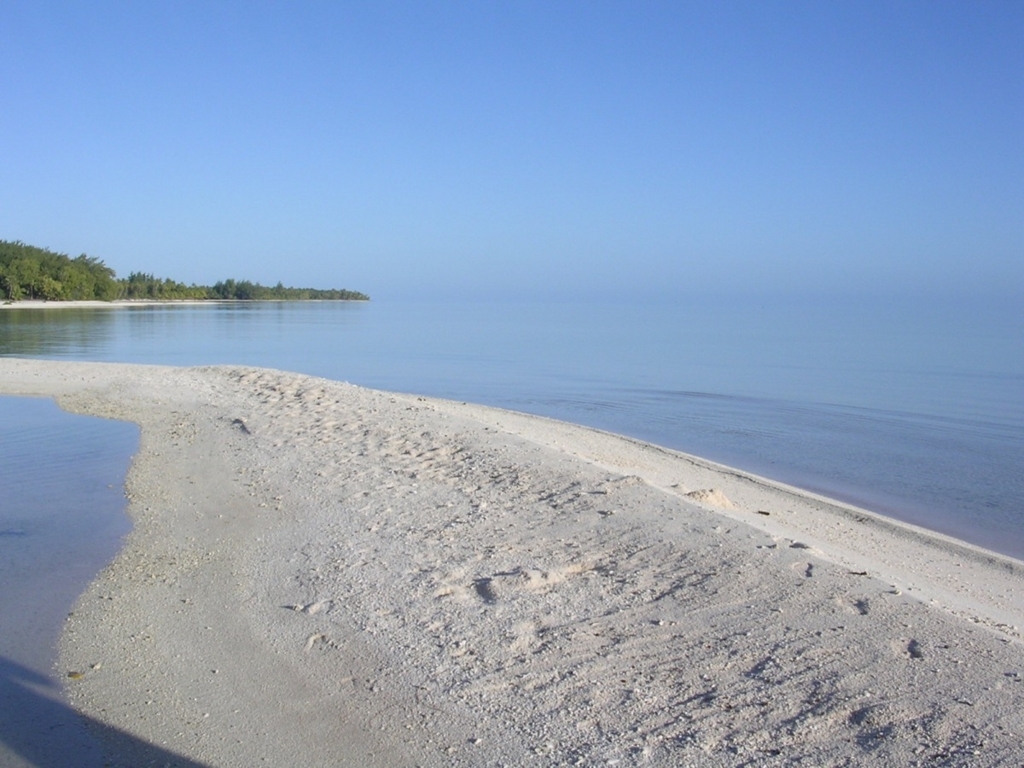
[1,358,1021,766]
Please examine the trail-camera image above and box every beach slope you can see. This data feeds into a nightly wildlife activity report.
[1,358,1021,766]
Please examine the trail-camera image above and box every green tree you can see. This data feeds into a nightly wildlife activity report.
[0,239,369,302]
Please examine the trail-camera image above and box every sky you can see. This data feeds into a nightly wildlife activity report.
[2,1,1021,301]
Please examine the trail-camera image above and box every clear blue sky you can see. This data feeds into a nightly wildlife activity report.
[2,1,1021,300]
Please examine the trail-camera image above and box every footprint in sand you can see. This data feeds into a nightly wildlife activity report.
[287,600,333,616]
[790,561,814,578]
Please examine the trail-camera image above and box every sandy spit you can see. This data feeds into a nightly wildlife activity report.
[1,358,1022,767]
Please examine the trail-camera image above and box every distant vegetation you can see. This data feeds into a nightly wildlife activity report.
[0,241,120,301]
[0,240,369,302]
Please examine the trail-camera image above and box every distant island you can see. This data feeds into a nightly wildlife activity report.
[0,240,369,302]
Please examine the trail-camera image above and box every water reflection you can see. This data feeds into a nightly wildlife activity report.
[0,302,371,368]
[0,309,118,357]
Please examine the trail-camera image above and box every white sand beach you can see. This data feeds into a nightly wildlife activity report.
[1,357,1021,766]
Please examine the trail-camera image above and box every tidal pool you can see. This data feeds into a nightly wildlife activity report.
[0,396,137,768]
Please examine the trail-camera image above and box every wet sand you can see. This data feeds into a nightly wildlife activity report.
[1,357,1021,766]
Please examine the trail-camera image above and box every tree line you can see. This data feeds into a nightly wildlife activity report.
[0,240,369,302]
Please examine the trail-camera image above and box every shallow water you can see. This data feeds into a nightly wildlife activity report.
[0,396,137,767]
[2,296,1022,559]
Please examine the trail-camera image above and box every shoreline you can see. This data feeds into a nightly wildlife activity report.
[1,358,1021,765]
[1,300,217,309]
[1,299,368,310]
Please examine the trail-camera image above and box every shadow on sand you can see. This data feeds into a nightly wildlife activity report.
[0,655,212,768]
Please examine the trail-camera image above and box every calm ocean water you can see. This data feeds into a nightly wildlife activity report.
[2,296,1022,560]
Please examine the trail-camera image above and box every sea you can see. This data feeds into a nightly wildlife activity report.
[2,295,1022,561]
